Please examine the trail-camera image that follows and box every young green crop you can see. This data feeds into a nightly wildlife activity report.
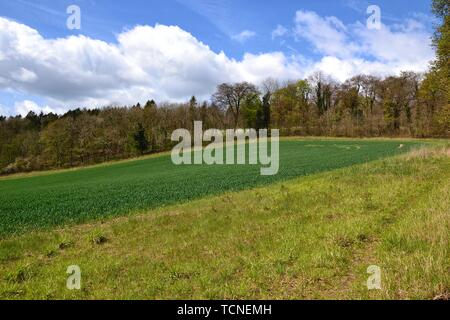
[0,139,418,237]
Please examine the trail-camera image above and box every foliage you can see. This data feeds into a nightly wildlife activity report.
[133,123,149,155]
[212,82,260,129]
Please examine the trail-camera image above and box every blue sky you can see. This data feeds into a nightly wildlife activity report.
[0,0,436,116]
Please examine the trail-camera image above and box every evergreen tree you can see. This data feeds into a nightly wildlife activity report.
[262,92,271,129]
[144,100,157,110]
[133,123,149,155]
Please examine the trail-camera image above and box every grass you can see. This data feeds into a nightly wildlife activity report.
[0,139,418,237]
[0,142,448,300]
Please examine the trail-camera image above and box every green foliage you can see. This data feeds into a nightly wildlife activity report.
[242,93,262,128]
[88,231,108,245]
[261,92,271,129]
[212,82,260,128]
[432,0,449,18]
[133,123,149,155]
[271,80,312,131]
[431,0,449,97]
[416,0,450,137]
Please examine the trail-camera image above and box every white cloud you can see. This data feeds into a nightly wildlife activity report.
[0,18,299,112]
[271,25,288,39]
[235,52,303,83]
[353,21,433,67]
[294,10,359,58]
[231,30,256,43]
[10,67,37,83]
[293,10,434,81]
[305,56,396,82]
[14,100,64,116]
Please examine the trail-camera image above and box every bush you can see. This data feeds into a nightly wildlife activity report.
[0,157,39,175]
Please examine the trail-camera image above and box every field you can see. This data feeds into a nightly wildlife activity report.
[0,139,418,237]
[0,138,449,300]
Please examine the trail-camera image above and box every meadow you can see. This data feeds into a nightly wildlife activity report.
[0,139,418,237]
[0,140,448,300]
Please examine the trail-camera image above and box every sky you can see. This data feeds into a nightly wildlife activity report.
[0,0,436,116]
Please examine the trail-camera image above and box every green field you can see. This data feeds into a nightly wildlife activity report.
[0,141,448,300]
[0,139,418,237]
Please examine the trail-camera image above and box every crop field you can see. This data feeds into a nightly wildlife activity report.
[0,139,418,237]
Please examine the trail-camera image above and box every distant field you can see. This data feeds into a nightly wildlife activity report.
[0,139,419,236]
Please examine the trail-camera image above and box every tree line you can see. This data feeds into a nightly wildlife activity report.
[0,0,448,175]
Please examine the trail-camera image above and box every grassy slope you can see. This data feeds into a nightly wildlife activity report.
[0,139,418,236]
[0,145,448,300]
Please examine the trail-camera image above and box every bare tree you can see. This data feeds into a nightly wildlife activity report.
[212,82,259,128]
[261,78,280,96]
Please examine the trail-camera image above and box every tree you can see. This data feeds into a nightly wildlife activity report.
[432,0,449,77]
[144,100,157,110]
[271,80,312,132]
[259,78,278,130]
[416,0,449,137]
[188,96,198,130]
[133,123,149,155]
[25,111,41,130]
[242,93,262,128]
[431,0,449,101]
[39,112,59,128]
[309,72,335,116]
[261,78,279,97]
[40,117,79,167]
[359,75,379,115]
[212,82,259,129]
[336,77,370,136]
[261,92,271,129]
[200,102,208,127]
[189,96,197,109]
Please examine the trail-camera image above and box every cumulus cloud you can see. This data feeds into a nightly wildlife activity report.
[294,10,359,58]
[14,100,64,117]
[306,56,396,82]
[231,30,257,43]
[234,52,303,83]
[293,10,434,81]
[352,21,433,68]
[0,18,300,112]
